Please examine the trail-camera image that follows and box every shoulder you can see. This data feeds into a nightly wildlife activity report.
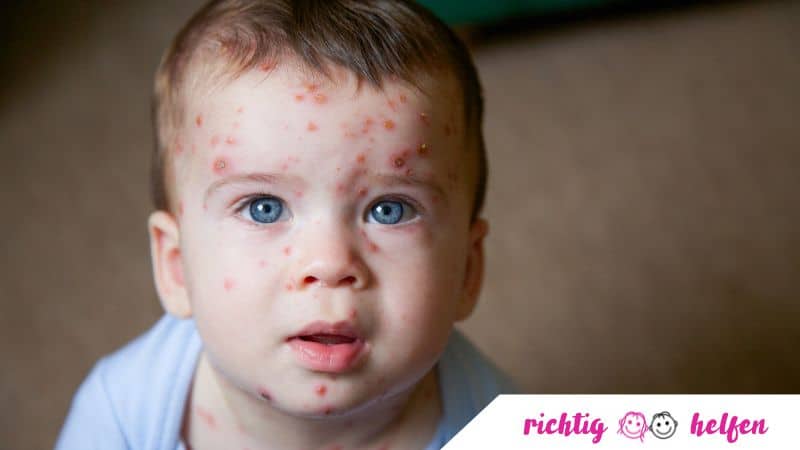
[433,328,518,446]
[56,314,201,450]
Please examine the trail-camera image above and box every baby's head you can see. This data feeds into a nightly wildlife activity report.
[147,0,488,418]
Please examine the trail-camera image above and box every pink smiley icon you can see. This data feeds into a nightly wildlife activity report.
[618,411,648,441]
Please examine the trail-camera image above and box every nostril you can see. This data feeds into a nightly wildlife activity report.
[303,276,318,284]
[340,276,356,285]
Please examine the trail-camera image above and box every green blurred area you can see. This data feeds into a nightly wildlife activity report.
[417,0,625,25]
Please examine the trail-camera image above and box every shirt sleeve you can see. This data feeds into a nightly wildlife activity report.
[55,358,129,450]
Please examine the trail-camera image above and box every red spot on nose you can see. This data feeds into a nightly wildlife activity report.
[383,119,395,130]
[195,115,203,127]
[316,385,327,396]
[307,121,318,131]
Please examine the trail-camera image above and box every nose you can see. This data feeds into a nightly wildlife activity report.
[292,222,370,290]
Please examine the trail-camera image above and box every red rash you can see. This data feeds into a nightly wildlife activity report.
[383,119,395,130]
[362,117,374,134]
[212,157,230,175]
[307,121,318,132]
[356,153,366,164]
[417,143,429,157]
[223,278,235,291]
[315,384,328,396]
[393,157,405,168]
[313,93,327,104]
[286,282,294,291]
[196,407,217,429]
[195,115,203,127]
[225,136,237,145]
[295,94,305,102]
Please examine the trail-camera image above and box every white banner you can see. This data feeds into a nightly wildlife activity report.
[444,395,798,449]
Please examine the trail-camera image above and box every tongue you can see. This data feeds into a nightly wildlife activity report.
[300,334,356,345]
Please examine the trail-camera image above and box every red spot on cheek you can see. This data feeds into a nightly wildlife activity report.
[223,278,235,291]
[307,121,318,131]
[196,407,217,429]
[195,115,203,127]
[225,136,237,145]
[283,246,292,256]
[313,93,327,104]
[294,190,304,198]
[383,119,395,130]
[295,94,305,102]
[368,241,380,253]
[212,157,229,174]
[258,387,272,401]
[393,157,405,168]
[316,384,327,396]
[210,135,220,147]
[356,153,366,164]
[362,117,374,134]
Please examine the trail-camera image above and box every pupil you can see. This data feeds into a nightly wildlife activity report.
[371,201,403,224]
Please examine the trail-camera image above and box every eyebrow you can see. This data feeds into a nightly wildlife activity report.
[204,171,446,202]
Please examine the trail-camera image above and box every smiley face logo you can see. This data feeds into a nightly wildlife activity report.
[649,411,678,439]
[618,411,648,441]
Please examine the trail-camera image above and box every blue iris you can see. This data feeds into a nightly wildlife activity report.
[248,196,283,223]
[370,200,404,224]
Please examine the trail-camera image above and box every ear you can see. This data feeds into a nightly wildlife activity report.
[455,218,489,322]
[148,210,192,318]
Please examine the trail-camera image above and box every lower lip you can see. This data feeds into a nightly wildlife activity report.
[288,338,367,373]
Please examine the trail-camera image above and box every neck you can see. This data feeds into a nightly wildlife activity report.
[183,353,441,450]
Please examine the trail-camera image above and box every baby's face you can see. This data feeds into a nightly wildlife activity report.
[166,64,483,416]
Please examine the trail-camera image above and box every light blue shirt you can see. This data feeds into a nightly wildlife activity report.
[56,314,516,449]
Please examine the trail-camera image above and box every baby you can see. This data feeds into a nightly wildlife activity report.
[57,1,515,449]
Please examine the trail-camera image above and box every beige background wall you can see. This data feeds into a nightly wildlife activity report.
[2,1,798,448]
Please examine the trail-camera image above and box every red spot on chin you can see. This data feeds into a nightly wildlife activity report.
[223,278,235,291]
[258,387,272,401]
[195,115,204,127]
[196,407,217,429]
[212,157,229,174]
[323,406,333,415]
[283,246,292,256]
[307,121,318,131]
[316,384,328,396]
[383,119,395,130]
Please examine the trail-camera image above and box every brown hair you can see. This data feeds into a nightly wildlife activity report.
[152,0,487,222]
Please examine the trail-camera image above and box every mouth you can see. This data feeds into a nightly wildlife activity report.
[287,321,368,373]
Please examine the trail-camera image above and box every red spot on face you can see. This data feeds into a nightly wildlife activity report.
[212,157,229,174]
[259,61,273,72]
[417,143,429,156]
[399,94,408,103]
[405,168,413,177]
[294,190,304,197]
[191,144,197,154]
[281,163,289,171]
[178,201,184,217]
[387,99,398,111]
[286,283,294,291]
[223,277,235,291]
[393,157,405,168]
[368,241,380,253]
[349,309,358,319]
[335,183,345,194]
[444,123,454,136]
[196,407,217,429]
[357,187,368,197]
[258,259,267,268]
[258,387,272,401]
[316,384,327,396]
[419,112,430,126]
[305,83,319,92]
[295,94,305,102]
[383,119,395,130]
[283,246,292,256]
[210,135,220,147]
[225,136,237,145]
[307,121,318,131]
[236,106,244,113]
[432,194,439,204]
[362,117,374,134]
[313,93,327,104]
[174,140,184,155]
[356,153,366,164]
[195,115,204,127]
[323,406,333,415]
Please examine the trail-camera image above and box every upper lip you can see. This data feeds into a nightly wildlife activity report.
[287,320,363,341]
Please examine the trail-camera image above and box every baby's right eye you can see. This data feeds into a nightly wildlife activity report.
[242,196,286,224]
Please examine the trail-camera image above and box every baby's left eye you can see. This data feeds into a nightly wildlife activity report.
[366,199,418,225]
